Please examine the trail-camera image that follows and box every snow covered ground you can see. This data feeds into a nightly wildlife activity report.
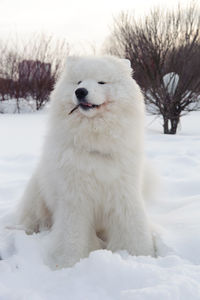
[0,111,200,300]
[0,99,37,114]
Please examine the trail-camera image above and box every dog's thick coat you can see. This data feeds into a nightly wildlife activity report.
[17,56,155,268]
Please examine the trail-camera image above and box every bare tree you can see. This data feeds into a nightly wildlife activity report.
[105,2,200,134]
[17,34,70,110]
[0,34,71,111]
[0,44,23,111]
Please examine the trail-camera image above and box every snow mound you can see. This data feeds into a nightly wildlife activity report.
[163,72,179,96]
[1,227,200,300]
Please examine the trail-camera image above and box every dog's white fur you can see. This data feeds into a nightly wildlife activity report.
[17,56,155,268]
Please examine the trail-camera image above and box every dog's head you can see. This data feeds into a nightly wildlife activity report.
[49,55,144,154]
[51,55,143,119]
[69,56,132,117]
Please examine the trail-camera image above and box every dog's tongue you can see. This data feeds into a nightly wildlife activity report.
[81,102,93,107]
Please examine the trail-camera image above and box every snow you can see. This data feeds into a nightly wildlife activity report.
[0,99,37,114]
[163,72,179,96]
[0,111,200,299]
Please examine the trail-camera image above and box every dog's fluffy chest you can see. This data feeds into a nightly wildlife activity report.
[64,147,121,183]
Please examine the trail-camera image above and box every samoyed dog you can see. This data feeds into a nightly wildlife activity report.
[17,56,155,268]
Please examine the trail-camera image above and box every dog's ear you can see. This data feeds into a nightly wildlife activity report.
[121,58,131,68]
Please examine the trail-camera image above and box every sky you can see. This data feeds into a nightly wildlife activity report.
[0,0,191,53]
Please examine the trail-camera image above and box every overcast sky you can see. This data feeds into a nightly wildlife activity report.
[0,0,190,52]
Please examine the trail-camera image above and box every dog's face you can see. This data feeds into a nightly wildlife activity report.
[72,79,110,117]
[60,56,134,118]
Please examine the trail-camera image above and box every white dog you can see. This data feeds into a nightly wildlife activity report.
[17,56,155,268]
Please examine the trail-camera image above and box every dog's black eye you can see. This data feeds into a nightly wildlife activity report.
[77,81,82,85]
[98,81,106,85]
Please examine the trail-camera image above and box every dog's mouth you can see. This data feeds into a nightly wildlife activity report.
[69,102,101,115]
[80,102,100,110]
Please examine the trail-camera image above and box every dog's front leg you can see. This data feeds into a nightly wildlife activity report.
[106,194,155,257]
[45,204,100,269]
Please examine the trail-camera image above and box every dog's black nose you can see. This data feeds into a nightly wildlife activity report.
[75,88,88,100]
